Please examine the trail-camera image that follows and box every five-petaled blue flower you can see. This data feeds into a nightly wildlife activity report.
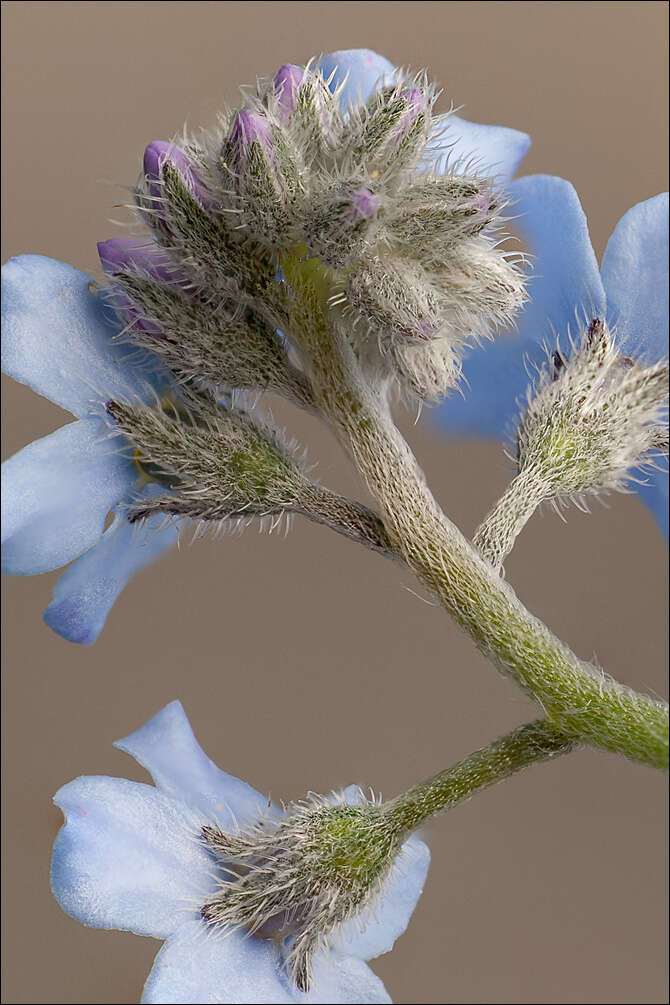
[51,700,430,1004]
[436,177,669,538]
[1,48,532,644]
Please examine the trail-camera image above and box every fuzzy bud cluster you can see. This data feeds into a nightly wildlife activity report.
[200,789,405,991]
[515,320,669,504]
[102,57,525,411]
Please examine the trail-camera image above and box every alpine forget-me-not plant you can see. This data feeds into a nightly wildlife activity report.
[1,45,668,1004]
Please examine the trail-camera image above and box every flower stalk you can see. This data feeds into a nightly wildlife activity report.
[385,718,573,834]
[200,715,572,991]
[284,254,668,770]
[473,469,547,573]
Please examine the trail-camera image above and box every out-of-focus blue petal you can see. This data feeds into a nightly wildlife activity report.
[436,175,607,438]
[427,114,530,184]
[43,490,178,644]
[141,918,391,1005]
[633,466,669,542]
[1,255,170,418]
[1,418,136,575]
[601,192,670,362]
[317,49,396,109]
[331,835,429,962]
[115,701,276,828]
[51,776,214,940]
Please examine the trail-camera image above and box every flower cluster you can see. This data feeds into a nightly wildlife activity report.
[1,48,534,643]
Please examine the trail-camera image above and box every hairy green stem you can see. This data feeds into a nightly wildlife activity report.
[473,469,546,573]
[283,263,668,768]
[387,718,574,834]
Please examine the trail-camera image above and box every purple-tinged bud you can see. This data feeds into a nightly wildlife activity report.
[98,238,177,285]
[302,184,381,267]
[349,187,380,222]
[226,111,275,172]
[382,87,429,153]
[273,63,304,122]
[400,87,428,121]
[349,83,432,177]
[97,238,187,334]
[346,256,442,344]
[222,110,300,246]
[142,141,213,215]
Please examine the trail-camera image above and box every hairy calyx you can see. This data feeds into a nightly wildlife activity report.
[201,793,400,991]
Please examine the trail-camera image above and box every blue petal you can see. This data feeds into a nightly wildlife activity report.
[2,255,170,418]
[632,466,669,542]
[43,492,178,644]
[427,114,530,184]
[317,50,396,109]
[141,919,391,1004]
[51,776,214,940]
[600,192,669,362]
[508,175,607,346]
[330,835,429,962]
[1,418,136,575]
[115,701,275,828]
[306,954,392,1005]
[436,175,607,438]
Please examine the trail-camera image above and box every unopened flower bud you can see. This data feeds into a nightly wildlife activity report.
[346,255,441,342]
[387,174,501,258]
[272,63,304,122]
[222,110,300,246]
[303,183,381,266]
[106,391,308,524]
[287,66,341,155]
[141,141,213,217]
[430,237,526,344]
[225,110,275,171]
[97,237,187,334]
[516,320,669,501]
[346,82,432,177]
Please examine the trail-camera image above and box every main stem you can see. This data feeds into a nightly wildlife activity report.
[288,275,667,769]
[386,718,573,834]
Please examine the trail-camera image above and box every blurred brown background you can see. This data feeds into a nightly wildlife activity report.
[1,2,668,1003]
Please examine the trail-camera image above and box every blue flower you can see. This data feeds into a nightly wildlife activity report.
[51,700,430,1004]
[435,177,669,537]
[1,255,178,643]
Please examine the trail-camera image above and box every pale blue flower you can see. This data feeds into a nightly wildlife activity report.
[435,178,669,537]
[1,255,178,643]
[51,700,430,1004]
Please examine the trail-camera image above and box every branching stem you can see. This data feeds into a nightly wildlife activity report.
[283,261,668,769]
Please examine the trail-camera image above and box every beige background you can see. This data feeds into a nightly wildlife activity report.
[1,2,668,1003]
